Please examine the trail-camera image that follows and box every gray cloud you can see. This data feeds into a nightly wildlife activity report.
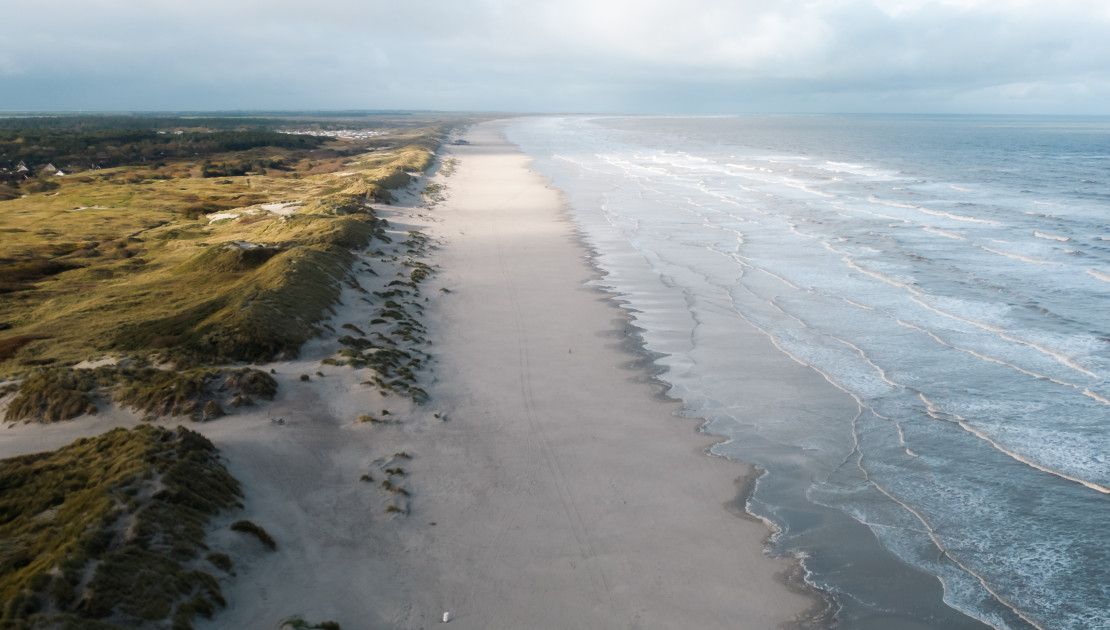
[1,0,1108,113]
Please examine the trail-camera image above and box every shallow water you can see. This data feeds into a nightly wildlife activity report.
[504,115,1109,629]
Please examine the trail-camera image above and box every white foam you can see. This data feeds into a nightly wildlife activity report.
[1086,269,1110,283]
[923,226,965,240]
[1033,230,1070,242]
[981,246,1054,266]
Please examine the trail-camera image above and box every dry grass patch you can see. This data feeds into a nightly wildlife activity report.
[0,425,241,629]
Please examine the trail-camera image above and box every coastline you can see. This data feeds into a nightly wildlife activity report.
[0,120,822,627]
[500,116,997,630]
[392,120,819,627]
[567,183,839,624]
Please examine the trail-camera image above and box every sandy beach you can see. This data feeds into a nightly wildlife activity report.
[384,122,815,628]
[0,121,815,629]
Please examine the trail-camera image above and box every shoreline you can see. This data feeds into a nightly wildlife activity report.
[571,215,837,625]
[0,120,823,628]
[544,131,841,627]
[394,120,819,627]
[503,115,1000,630]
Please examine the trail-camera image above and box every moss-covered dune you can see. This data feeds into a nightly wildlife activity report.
[0,122,444,379]
[4,365,278,424]
[0,425,241,629]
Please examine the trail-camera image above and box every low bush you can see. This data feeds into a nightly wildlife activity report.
[230,520,276,551]
[0,426,240,628]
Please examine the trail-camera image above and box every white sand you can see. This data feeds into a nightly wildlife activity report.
[369,121,815,628]
[260,201,300,216]
[206,211,240,223]
[206,201,300,223]
[0,122,815,629]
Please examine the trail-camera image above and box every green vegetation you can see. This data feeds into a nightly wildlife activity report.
[440,157,458,177]
[331,232,435,403]
[113,366,277,421]
[3,365,278,423]
[0,115,449,421]
[205,553,233,574]
[280,616,341,630]
[0,425,240,629]
[0,112,464,628]
[421,181,446,205]
[229,520,276,551]
[1,367,101,422]
[0,113,436,176]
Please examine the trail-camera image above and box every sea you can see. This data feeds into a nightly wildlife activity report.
[503,115,1109,630]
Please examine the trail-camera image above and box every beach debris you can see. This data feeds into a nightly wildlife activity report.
[442,611,452,623]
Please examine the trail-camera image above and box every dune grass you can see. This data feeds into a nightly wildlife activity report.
[3,365,278,424]
[0,425,241,629]
[229,520,276,551]
[0,126,440,379]
[281,616,341,630]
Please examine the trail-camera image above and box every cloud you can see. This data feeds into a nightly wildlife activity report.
[1,0,1108,113]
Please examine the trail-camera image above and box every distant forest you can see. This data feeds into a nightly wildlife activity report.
[0,116,331,175]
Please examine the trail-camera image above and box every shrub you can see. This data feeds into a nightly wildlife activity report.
[206,553,233,573]
[0,426,240,628]
[3,368,100,422]
[281,617,341,630]
[230,520,276,551]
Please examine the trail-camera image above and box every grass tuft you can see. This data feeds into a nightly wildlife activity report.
[2,367,103,422]
[229,520,276,551]
[0,425,240,629]
[281,616,342,630]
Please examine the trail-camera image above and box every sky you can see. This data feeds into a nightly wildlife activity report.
[2,0,1109,114]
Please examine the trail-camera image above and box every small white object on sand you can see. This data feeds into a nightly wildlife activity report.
[442,611,451,623]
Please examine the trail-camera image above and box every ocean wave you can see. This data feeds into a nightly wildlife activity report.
[917,393,1108,495]
[916,206,999,225]
[923,226,966,240]
[895,319,1104,407]
[868,195,1000,225]
[507,115,1110,629]
[981,246,1055,265]
[1032,230,1071,242]
[1086,269,1110,283]
[907,295,1099,380]
[819,160,901,179]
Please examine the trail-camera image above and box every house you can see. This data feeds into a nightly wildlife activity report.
[40,163,58,175]
[15,161,29,174]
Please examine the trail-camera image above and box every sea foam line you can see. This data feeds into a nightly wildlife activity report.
[894,319,1106,407]
[1033,230,1070,242]
[867,195,1000,225]
[923,226,965,240]
[847,421,1046,630]
[726,284,1043,626]
[820,241,1098,381]
[1087,269,1110,283]
[980,246,1055,266]
[917,393,1108,495]
[907,295,1099,380]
